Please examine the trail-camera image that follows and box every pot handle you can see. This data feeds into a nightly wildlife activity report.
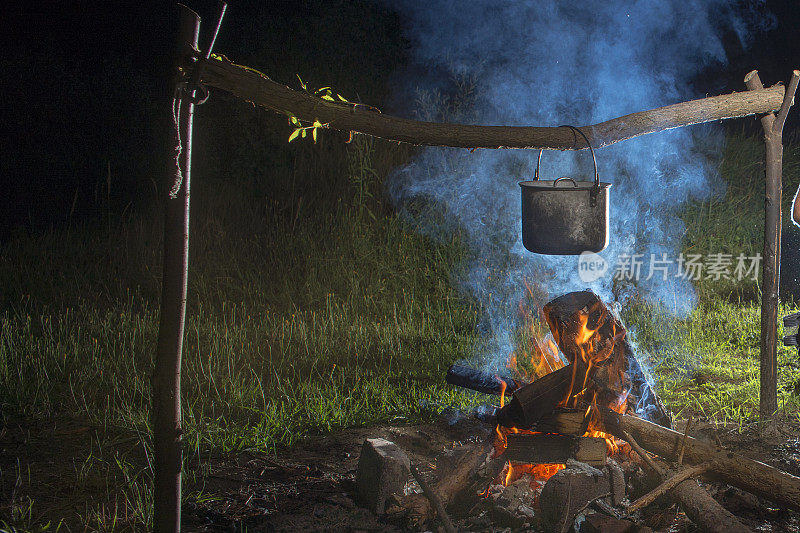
[534,149,543,181]
[553,177,578,187]
[533,125,600,206]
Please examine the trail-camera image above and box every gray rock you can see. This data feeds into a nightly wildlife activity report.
[579,512,640,533]
[539,460,613,532]
[355,438,410,515]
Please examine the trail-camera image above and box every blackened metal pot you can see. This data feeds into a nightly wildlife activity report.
[519,126,611,255]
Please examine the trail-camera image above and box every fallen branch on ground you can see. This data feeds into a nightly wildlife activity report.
[625,463,711,514]
[605,410,800,512]
[622,430,749,533]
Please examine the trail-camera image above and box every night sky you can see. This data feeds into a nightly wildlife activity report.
[3,0,799,239]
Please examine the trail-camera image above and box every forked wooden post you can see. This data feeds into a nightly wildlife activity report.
[744,69,800,424]
[152,5,199,532]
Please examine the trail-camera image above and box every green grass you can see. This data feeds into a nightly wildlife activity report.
[624,297,800,426]
[0,137,487,530]
[681,129,800,299]
[0,210,484,442]
[620,129,800,426]
[2,130,800,530]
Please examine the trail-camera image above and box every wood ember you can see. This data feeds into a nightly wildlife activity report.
[505,434,607,467]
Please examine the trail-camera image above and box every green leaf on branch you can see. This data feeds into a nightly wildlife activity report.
[284,75,367,143]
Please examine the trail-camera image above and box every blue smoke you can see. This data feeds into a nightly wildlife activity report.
[386,0,764,369]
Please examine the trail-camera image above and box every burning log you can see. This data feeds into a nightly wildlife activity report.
[505,434,607,467]
[543,291,672,428]
[603,410,800,512]
[534,407,590,436]
[497,291,671,431]
[497,364,578,428]
[445,364,521,396]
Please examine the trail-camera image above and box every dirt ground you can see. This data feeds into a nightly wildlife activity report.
[4,413,800,532]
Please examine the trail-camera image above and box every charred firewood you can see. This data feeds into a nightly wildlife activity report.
[496,364,578,429]
[504,434,607,466]
[533,407,591,436]
[445,364,521,396]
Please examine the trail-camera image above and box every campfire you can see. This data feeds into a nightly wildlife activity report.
[355,289,800,532]
[452,291,670,490]
[445,290,667,531]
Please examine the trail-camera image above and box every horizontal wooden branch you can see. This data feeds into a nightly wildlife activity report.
[505,434,607,466]
[200,55,785,150]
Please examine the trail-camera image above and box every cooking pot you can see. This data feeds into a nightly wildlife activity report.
[519,126,611,255]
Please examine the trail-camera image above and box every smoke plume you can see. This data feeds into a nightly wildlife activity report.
[385,1,767,369]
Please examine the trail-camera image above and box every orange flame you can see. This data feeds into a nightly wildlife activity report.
[493,425,567,487]
[492,285,632,489]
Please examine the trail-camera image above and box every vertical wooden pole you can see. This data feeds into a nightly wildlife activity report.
[746,70,780,422]
[153,5,199,532]
[761,129,782,420]
[745,70,800,423]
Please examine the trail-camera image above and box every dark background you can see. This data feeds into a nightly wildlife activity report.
[2,0,799,239]
[0,0,406,239]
